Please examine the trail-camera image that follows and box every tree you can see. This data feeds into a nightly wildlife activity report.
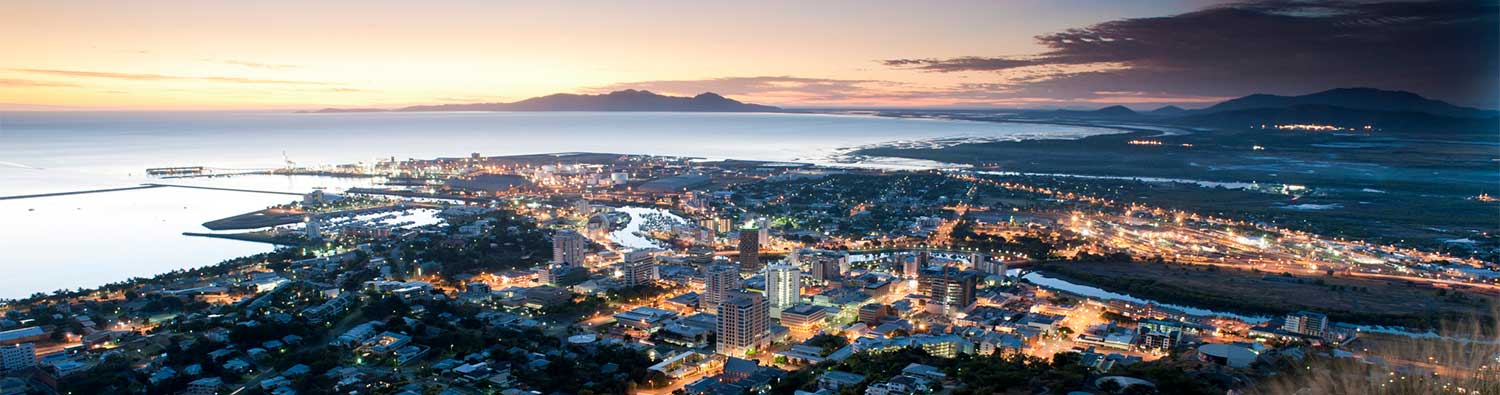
[1098,379,1123,394]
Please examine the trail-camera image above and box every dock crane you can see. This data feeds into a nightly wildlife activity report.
[282,151,297,170]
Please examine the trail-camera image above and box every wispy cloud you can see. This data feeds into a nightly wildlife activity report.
[590,76,889,98]
[588,75,1224,108]
[11,68,335,86]
[220,59,300,70]
[0,78,81,88]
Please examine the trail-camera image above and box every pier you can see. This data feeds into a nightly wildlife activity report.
[145,166,206,176]
[2,183,305,201]
[142,183,305,196]
[0,185,165,200]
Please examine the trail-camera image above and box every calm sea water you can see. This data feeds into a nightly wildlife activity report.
[0,111,1121,298]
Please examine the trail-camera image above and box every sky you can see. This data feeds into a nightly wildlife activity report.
[1,0,1495,110]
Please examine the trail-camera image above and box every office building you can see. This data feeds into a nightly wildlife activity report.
[552,229,587,266]
[1283,311,1328,337]
[522,286,572,309]
[304,216,323,240]
[738,228,761,270]
[795,249,850,282]
[623,259,659,286]
[699,264,741,312]
[717,291,770,356]
[858,303,894,325]
[755,218,770,244]
[919,267,979,312]
[0,343,35,371]
[779,304,827,339]
[977,258,1008,278]
[764,264,801,312]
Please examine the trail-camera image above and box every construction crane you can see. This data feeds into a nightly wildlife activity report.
[282,151,297,170]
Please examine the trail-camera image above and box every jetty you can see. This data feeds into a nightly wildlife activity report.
[0,185,165,200]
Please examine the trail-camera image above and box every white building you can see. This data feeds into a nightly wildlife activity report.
[304,216,323,240]
[764,264,801,314]
[0,343,35,371]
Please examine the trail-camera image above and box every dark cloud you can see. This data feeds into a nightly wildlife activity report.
[12,68,335,86]
[884,0,1500,108]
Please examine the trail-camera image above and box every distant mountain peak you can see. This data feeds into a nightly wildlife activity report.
[1202,87,1493,118]
[308,90,780,113]
[1150,105,1186,113]
[1095,105,1136,114]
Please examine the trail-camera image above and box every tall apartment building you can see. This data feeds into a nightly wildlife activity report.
[764,264,801,312]
[716,291,770,356]
[699,263,741,312]
[552,229,587,266]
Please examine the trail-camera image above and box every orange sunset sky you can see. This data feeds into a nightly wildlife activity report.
[4,0,1495,110]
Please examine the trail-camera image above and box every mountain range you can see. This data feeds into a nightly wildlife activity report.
[308,87,1496,133]
[1036,88,1498,131]
[309,90,779,113]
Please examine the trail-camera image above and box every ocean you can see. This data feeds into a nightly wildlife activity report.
[0,110,1122,298]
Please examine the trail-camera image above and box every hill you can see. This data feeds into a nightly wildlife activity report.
[309,90,780,113]
[1023,88,1497,132]
[1198,88,1497,119]
[1040,105,1139,119]
[1147,105,1187,116]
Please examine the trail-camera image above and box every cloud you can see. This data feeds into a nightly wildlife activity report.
[883,0,1500,108]
[0,78,81,88]
[588,75,1231,108]
[590,76,891,99]
[11,68,335,86]
[591,76,936,106]
[220,59,300,70]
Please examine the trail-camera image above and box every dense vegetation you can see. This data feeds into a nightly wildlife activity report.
[773,348,1219,395]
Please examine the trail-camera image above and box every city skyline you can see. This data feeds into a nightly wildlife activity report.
[0,2,1494,394]
[3,0,1496,110]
